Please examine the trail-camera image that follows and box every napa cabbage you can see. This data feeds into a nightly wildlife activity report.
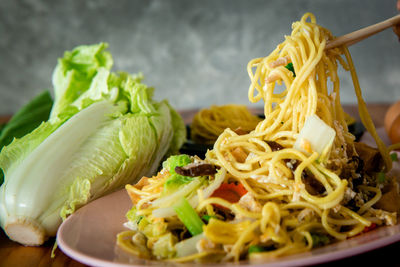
[0,43,186,246]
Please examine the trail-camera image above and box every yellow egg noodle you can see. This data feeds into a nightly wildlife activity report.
[117,13,399,263]
[190,104,262,145]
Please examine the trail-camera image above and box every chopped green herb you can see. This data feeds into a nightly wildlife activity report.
[311,233,330,247]
[136,215,144,224]
[285,62,296,77]
[248,245,275,253]
[126,207,144,224]
[201,214,218,223]
[125,206,150,232]
[248,245,264,253]
[377,172,386,183]
[390,153,398,162]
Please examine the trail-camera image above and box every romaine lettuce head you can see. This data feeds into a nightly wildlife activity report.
[0,43,186,246]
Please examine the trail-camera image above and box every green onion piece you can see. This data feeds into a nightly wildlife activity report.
[248,245,264,254]
[311,233,330,247]
[201,214,218,223]
[284,62,296,77]
[390,153,398,162]
[377,172,386,183]
[173,197,204,236]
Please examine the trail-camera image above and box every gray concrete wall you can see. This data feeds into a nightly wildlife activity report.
[1,0,399,114]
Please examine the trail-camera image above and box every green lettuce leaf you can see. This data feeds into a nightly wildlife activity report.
[163,154,192,174]
[162,154,193,195]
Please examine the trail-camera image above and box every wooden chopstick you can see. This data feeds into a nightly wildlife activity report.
[325,14,400,50]
[265,14,400,83]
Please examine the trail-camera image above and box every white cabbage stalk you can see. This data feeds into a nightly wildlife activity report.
[0,43,186,245]
[294,114,336,159]
[175,233,205,258]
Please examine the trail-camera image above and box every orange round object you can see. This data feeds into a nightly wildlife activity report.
[388,114,400,144]
[384,101,400,134]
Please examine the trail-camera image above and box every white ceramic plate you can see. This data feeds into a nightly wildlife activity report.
[57,128,400,267]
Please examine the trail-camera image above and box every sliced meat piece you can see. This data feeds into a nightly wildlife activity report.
[302,171,325,195]
[175,163,217,177]
[266,140,284,151]
[375,179,400,212]
[231,147,247,163]
[233,127,249,135]
[354,142,383,173]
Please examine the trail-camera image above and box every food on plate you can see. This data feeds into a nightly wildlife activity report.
[190,104,262,145]
[118,13,400,263]
[0,43,186,246]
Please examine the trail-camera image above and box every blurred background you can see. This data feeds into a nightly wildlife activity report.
[0,0,399,115]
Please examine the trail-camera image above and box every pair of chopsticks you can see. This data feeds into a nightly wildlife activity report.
[266,14,400,83]
[325,14,400,49]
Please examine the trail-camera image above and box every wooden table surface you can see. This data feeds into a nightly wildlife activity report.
[0,103,398,267]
